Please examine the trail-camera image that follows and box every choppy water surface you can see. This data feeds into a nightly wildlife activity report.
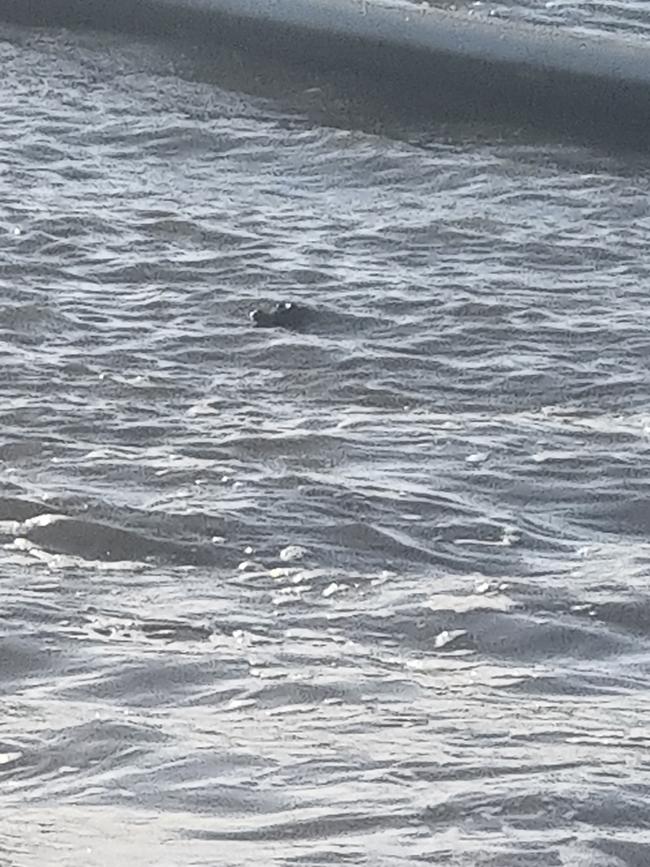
[2,5,650,865]
[461,0,650,34]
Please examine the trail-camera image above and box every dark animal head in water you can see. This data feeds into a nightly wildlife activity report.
[249,302,307,329]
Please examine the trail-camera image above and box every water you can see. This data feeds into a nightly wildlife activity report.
[471,0,650,35]
[2,3,650,865]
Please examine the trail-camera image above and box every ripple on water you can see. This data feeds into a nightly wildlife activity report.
[1,11,650,867]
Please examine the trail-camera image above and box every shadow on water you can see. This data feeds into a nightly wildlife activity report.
[1,0,650,153]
